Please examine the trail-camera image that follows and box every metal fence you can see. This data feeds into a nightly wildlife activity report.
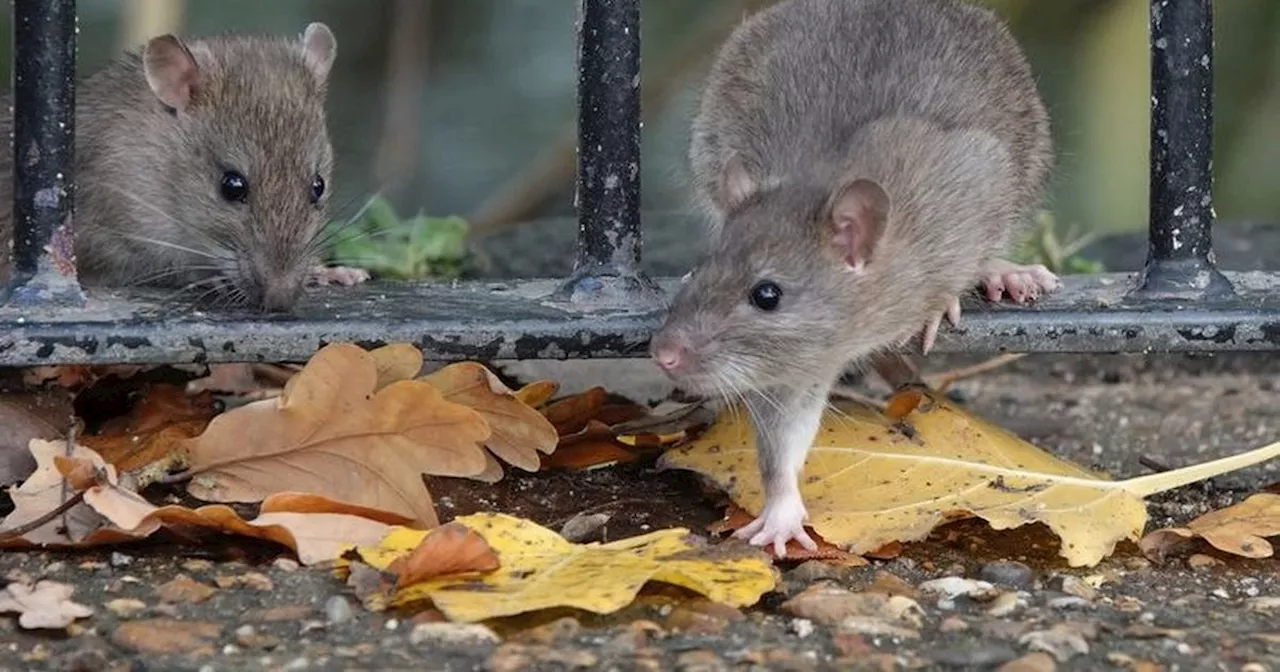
[1,0,1277,367]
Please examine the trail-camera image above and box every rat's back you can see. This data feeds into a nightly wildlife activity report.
[690,0,1050,215]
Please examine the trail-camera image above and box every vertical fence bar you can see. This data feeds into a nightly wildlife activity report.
[5,0,83,306]
[1136,0,1232,300]
[558,0,660,307]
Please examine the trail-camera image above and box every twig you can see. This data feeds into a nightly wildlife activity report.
[0,491,86,542]
[924,354,1027,392]
[372,0,432,198]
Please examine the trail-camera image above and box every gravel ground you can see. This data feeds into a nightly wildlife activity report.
[2,352,1280,671]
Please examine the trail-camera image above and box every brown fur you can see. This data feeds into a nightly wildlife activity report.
[0,26,336,311]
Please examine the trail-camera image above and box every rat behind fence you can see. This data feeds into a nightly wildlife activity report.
[0,22,368,312]
[651,0,1062,554]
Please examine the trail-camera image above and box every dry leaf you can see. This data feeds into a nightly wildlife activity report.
[88,491,406,565]
[386,522,500,587]
[345,513,777,622]
[1141,493,1280,560]
[184,343,492,526]
[370,344,424,390]
[0,440,115,546]
[0,391,72,485]
[542,387,608,436]
[80,383,219,474]
[542,420,641,471]
[661,388,1280,567]
[0,580,93,629]
[155,575,216,604]
[421,362,558,473]
[514,380,559,408]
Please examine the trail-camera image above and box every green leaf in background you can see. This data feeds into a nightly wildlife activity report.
[327,195,473,281]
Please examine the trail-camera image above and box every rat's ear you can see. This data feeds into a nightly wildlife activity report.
[300,22,337,84]
[144,35,202,111]
[827,178,890,274]
[715,155,757,212]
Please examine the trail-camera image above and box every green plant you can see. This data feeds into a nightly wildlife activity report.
[327,195,472,280]
[1010,210,1105,275]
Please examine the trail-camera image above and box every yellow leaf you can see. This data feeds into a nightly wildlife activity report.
[347,513,777,622]
[660,388,1280,567]
[184,343,491,526]
[421,362,558,473]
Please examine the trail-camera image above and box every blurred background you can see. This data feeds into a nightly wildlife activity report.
[1,0,1277,278]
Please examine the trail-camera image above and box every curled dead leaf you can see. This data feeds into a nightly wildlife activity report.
[386,522,500,587]
[542,387,608,436]
[1141,493,1280,561]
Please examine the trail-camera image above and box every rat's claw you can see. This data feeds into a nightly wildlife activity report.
[733,494,818,557]
[920,296,963,355]
[979,260,1060,305]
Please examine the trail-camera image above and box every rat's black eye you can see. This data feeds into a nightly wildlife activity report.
[220,171,249,203]
[310,174,326,204]
[749,280,783,311]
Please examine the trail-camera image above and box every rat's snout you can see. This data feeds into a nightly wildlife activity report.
[255,277,304,313]
[650,330,695,377]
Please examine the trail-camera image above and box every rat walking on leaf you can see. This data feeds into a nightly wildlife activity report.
[650,0,1061,555]
[0,23,368,312]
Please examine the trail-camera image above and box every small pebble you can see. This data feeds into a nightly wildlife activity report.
[980,561,1033,588]
[325,596,354,625]
[282,658,310,671]
[939,616,969,633]
[385,618,400,631]
[273,558,301,572]
[110,552,133,568]
[986,592,1021,617]
[1046,596,1092,611]
[931,645,1018,668]
[790,618,815,639]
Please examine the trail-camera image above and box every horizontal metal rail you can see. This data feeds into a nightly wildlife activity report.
[1,0,1275,367]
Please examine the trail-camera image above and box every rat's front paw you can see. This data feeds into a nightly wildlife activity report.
[918,295,962,355]
[733,495,818,557]
[979,259,1060,304]
[308,265,371,287]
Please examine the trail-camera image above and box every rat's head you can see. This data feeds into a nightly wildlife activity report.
[139,23,337,311]
[651,158,894,396]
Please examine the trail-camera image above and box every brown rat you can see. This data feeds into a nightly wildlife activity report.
[651,0,1060,554]
[0,23,367,311]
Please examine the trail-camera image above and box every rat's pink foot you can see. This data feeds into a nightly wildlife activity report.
[979,260,1060,304]
[733,493,818,557]
[920,296,962,355]
[308,265,371,287]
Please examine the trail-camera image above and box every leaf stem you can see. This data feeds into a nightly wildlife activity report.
[1122,440,1280,498]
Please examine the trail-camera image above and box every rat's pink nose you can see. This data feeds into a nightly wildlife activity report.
[651,342,688,373]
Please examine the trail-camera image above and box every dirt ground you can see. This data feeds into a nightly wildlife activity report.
[2,351,1279,671]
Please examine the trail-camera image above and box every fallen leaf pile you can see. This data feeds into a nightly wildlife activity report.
[341,512,777,622]
[661,386,1280,566]
[0,342,564,554]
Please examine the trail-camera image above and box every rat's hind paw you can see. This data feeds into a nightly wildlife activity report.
[733,495,818,557]
[308,265,371,287]
[979,259,1060,304]
[920,296,962,355]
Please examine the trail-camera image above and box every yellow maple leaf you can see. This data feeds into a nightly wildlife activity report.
[661,388,1280,567]
[346,513,777,622]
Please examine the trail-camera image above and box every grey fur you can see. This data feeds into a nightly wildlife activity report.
[652,0,1053,547]
[0,27,336,311]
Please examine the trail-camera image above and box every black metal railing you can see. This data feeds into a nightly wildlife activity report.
[1,0,1277,366]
